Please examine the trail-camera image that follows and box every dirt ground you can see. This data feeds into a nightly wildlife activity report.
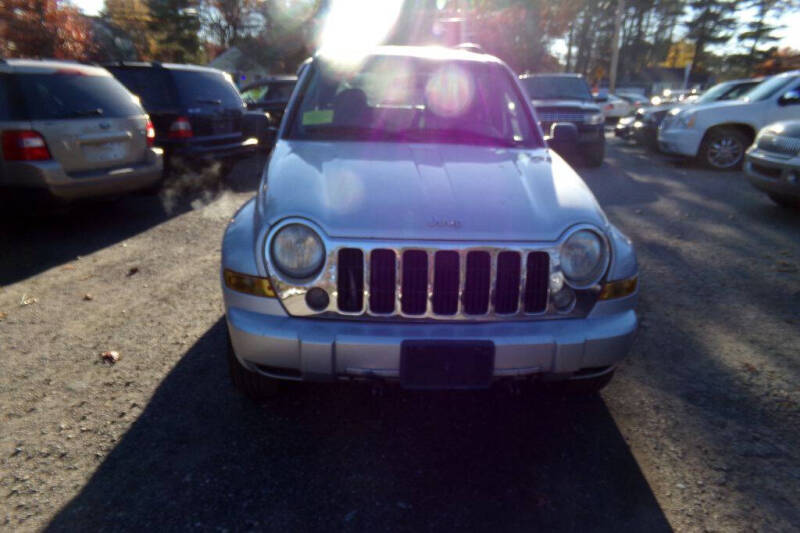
[1,139,798,532]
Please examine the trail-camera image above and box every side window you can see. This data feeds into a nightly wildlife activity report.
[242,86,267,103]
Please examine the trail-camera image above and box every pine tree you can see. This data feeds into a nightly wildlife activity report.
[147,0,203,62]
[684,0,740,73]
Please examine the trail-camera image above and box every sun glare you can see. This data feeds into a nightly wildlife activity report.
[318,0,405,70]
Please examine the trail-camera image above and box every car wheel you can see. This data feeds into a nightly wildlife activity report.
[699,127,749,170]
[767,193,800,208]
[226,331,281,400]
[584,143,605,167]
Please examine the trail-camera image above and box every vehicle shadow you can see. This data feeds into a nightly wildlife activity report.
[47,319,672,533]
[0,155,264,286]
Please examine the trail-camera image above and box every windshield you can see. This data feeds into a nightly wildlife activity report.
[172,70,244,108]
[286,56,543,148]
[520,76,593,101]
[696,81,756,104]
[744,75,797,101]
[15,73,143,120]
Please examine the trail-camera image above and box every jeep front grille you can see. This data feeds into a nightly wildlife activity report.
[757,134,800,157]
[535,107,586,124]
[335,247,550,319]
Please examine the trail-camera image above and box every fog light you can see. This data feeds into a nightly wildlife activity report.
[305,287,330,311]
[599,276,638,300]
[551,287,576,312]
[223,269,276,298]
[787,171,799,184]
[549,271,564,293]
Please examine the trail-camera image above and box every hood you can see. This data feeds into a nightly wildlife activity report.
[681,99,752,116]
[761,120,800,138]
[258,141,608,242]
[530,99,601,113]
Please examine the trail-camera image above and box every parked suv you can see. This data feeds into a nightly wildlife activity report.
[221,47,638,398]
[659,71,800,169]
[745,120,800,207]
[240,75,297,125]
[518,73,606,167]
[0,59,162,204]
[105,62,257,172]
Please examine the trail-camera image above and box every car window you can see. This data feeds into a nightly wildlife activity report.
[287,56,543,148]
[171,70,243,108]
[520,76,593,102]
[15,72,144,120]
[241,85,267,104]
[0,75,9,120]
[745,75,797,101]
[265,82,295,101]
[108,68,177,110]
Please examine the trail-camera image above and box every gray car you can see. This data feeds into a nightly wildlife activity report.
[745,119,800,207]
[0,59,162,205]
[220,46,639,398]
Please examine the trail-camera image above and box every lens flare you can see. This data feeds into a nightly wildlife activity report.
[424,64,475,118]
[318,0,405,70]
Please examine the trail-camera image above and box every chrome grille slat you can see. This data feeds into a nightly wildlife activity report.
[326,245,552,321]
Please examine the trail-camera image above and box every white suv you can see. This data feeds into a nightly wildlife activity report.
[658,71,800,169]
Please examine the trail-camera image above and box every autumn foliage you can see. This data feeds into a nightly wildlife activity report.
[0,0,95,60]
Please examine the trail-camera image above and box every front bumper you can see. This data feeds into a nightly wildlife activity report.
[225,290,638,385]
[657,127,703,157]
[1,148,163,201]
[163,136,258,161]
[745,148,800,199]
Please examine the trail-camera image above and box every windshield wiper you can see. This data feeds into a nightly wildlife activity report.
[397,128,519,148]
[68,108,104,117]
[196,98,222,105]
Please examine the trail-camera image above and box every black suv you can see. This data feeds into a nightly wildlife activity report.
[519,73,605,167]
[240,75,297,126]
[105,62,257,172]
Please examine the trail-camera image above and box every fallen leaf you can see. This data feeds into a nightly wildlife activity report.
[61,265,76,271]
[83,293,93,301]
[776,261,798,273]
[99,351,120,364]
[19,294,38,306]
[127,267,139,277]
[742,362,759,375]
[0,311,6,321]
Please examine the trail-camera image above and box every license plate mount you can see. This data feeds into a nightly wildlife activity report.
[400,340,494,390]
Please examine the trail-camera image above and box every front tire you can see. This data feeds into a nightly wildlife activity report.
[227,332,281,400]
[699,127,749,170]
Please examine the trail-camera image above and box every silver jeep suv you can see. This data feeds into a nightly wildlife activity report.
[0,59,162,204]
[221,47,638,398]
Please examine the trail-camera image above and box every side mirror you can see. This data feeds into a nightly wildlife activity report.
[547,122,579,146]
[778,89,800,106]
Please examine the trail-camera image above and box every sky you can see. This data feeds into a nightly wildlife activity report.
[73,0,800,51]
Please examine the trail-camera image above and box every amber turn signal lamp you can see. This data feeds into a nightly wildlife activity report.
[599,276,638,300]
[223,269,276,298]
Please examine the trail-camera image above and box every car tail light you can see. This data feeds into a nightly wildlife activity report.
[169,117,193,139]
[2,130,51,161]
[145,119,156,146]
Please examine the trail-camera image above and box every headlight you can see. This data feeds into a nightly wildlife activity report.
[675,111,696,129]
[585,112,604,125]
[560,229,608,288]
[270,224,325,279]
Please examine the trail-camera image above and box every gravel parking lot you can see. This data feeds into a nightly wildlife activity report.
[1,137,798,532]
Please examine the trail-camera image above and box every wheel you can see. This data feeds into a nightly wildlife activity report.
[584,141,605,167]
[699,127,749,170]
[767,193,800,208]
[227,331,281,400]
